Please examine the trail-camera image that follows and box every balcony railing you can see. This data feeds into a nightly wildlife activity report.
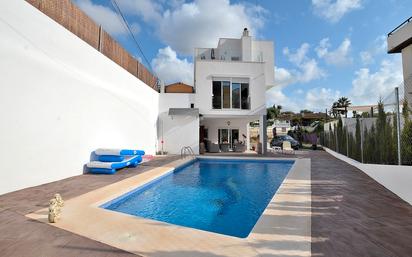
[388,16,412,37]
[195,48,242,62]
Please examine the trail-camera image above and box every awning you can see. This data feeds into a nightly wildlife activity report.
[168,108,199,116]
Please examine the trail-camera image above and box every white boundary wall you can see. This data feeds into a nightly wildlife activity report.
[158,94,199,154]
[0,1,159,194]
[324,148,412,205]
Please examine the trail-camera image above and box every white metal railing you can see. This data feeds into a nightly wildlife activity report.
[180,146,195,159]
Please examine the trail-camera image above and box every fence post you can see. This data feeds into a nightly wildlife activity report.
[335,127,339,152]
[346,129,349,157]
[360,118,364,163]
[98,25,102,52]
[395,87,402,165]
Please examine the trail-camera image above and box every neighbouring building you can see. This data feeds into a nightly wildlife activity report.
[164,82,194,93]
[271,120,292,136]
[387,16,412,110]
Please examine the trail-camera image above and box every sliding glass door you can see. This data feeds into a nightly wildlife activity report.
[218,128,239,149]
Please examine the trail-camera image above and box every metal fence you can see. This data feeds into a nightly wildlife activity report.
[25,0,158,90]
[321,83,412,166]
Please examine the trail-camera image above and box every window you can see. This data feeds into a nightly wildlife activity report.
[222,81,230,108]
[232,83,240,108]
[212,80,250,110]
[241,83,250,109]
[218,128,239,149]
[212,81,221,109]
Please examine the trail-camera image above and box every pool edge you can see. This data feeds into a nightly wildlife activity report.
[25,157,311,257]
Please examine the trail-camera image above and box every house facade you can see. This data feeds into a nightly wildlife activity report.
[194,28,274,153]
[158,28,275,154]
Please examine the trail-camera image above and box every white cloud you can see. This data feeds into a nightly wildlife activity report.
[360,51,373,65]
[312,0,363,23]
[76,0,140,36]
[305,87,341,111]
[299,59,326,82]
[116,0,267,55]
[274,66,295,87]
[266,87,299,112]
[266,86,340,112]
[316,38,352,66]
[282,43,326,86]
[350,57,403,105]
[359,35,387,65]
[283,43,310,66]
[158,0,266,54]
[151,46,193,85]
[117,0,163,23]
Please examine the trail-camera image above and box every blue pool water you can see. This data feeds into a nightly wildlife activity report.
[102,158,293,238]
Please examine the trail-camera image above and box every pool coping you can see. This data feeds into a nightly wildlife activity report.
[26,156,311,257]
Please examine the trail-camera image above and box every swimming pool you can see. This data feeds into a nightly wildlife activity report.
[102,158,294,238]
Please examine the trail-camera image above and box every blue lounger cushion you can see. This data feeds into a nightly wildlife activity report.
[87,155,142,174]
[94,148,145,156]
[98,155,124,162]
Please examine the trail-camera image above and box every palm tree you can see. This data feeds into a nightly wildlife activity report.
[331,101,339,118]
[267,104,282,119]
[277,105,282,113]
[337,97,351,118]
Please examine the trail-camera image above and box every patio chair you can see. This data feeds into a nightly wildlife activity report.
[234,143,246,152]
[272,146,282,153]
[220,143,230,152]
[207,141,220,153]
[282,141,295,155]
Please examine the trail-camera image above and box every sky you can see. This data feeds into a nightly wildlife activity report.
[75,0,410,112]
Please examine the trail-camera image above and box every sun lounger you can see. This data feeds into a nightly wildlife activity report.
[94,148,145,156]
[87,155,142,174]
[282,141,295,154]
[87,148,145,174]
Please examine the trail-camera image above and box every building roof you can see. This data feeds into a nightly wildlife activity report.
[164,82,194,93]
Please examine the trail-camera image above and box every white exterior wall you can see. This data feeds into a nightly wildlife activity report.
[0,1,159,194]
[252,41,275,88]
[194,60,267,116]
[158,94,199,154]
[401,45,412,108]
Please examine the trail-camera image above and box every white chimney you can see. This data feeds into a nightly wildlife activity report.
[241,28,251,61]
[243,28,249,37]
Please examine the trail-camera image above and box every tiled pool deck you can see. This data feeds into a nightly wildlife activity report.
[0,151,411,256]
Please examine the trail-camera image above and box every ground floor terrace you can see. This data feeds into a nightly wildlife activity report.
[200,115,268,154]
[0,150,411,256]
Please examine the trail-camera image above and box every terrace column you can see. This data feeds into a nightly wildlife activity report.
[401,45,412,109]
[259,115,267,155]
[246,122,251,152]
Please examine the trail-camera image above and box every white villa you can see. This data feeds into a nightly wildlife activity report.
[159,28,274,155]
